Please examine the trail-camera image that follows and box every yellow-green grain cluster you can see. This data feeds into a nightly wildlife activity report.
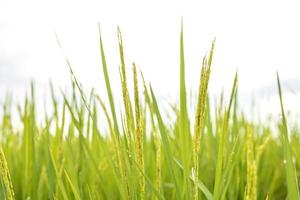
[245,126,257,200]
[192,40,214,200]
[0,146,14,200]
[118,28,134,142]
[133,63,145,199]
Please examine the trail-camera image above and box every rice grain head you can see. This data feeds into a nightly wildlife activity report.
[133,63,145,199]
[245,125,257,200]
[192,40,214,200]
[0,146,15,200]
[118,28,134,143]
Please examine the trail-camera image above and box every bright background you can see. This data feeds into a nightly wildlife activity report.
[1,0,300,120]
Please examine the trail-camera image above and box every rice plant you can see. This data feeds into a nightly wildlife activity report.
[0,25,299,200]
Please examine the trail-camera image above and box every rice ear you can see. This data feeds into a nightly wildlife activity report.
[133,63,145,199]
[0,146,14,200]
[192,51,212,200]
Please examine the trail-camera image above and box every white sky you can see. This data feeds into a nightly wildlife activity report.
[1,0,300,120]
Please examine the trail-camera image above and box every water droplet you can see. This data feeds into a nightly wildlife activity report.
[191,168,195,181]
[283,159,287,164]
